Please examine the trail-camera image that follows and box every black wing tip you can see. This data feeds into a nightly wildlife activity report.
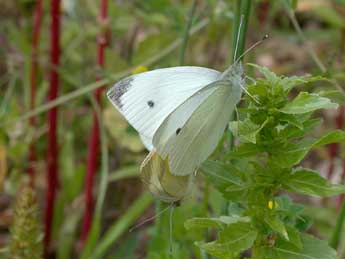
[106,76,134,109]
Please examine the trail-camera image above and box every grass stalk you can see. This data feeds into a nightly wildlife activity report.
[179,0,197,65]
[90,193,153,259]
[28,0,43,186]
[231,0,252,62]
[223,0,252,215]
[80,0,109,244]
[44,0,61,256]
[329,201,345,249]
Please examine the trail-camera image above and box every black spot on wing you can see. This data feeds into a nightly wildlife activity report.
[176,128,181,135]
[147,100,154,108]
[107,76,134,109]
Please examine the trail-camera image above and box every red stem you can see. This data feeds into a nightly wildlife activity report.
[80,0,108,244]
[336,106,345,211]
[327,106,344,179]
[258,0,270,26]
[44,0,61,256]
[28,0,43,186]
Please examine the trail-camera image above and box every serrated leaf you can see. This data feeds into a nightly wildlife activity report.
[248,63,280,86]
[279,92,338,114]
[280,75,324,92]
[229,118,267,144]
[283,168,345,197]
[265,216,289,240]
[271,234,339,259]
[271,130,345,168]
[196,222,257,259]
[278,118,322,140]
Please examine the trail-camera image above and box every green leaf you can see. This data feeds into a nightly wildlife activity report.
[280,75,324,92]
[271,234,339,259]
[285,226,303,249]
[265,216,289,240]
[185,216,250,231]
[184,218,225,230]
[196,222,257,259]
[201,160,252,202]
[318,90,345,105]
[229,118,267,144]
[313,130,345,147]
[278,114,304,129]
[227,143,261,158]
[283,168,345,197]
[278,118,322,140]
[279,92,338,114]
[270,140,315,168]
[248,63,280,86]
[271,130,345,168]
[201,160,243,193]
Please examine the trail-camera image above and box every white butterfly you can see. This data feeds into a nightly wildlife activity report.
[107,64,244,176]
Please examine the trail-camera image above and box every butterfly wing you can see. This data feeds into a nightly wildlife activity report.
[140,151,192,202]
[153,80,242,176]
[107,67,221,147]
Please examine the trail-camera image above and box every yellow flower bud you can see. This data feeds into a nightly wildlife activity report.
[268,200,278,210]
[131,66,149,75]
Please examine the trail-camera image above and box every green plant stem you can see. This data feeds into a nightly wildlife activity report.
[107,166,140,183]
[329,201,345,249]
[0,18,209,128]
[282,0,345,95]
[179,0,197,65]
[231,0,252,62]
[90,193,153,259]
[223,0,252,216]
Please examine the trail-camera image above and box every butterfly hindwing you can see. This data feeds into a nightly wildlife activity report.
[153,80,242,176]
[140,151,191,202]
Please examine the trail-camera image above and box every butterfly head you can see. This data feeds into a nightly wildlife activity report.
[221,62,244,87]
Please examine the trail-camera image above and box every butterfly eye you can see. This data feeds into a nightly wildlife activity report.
[147,100,154,108]
[176,128,181,135]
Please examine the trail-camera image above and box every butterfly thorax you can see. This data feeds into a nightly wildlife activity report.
[220,62,244,88]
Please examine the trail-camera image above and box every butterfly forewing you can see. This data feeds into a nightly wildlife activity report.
[107,67,221,148]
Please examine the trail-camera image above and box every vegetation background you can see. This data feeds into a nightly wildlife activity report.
[0,0,344,258]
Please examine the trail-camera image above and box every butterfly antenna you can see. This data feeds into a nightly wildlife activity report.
[240,85,261,105]
[234,34,269,64]
[233,15,244,63]
[129,204,171,232]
